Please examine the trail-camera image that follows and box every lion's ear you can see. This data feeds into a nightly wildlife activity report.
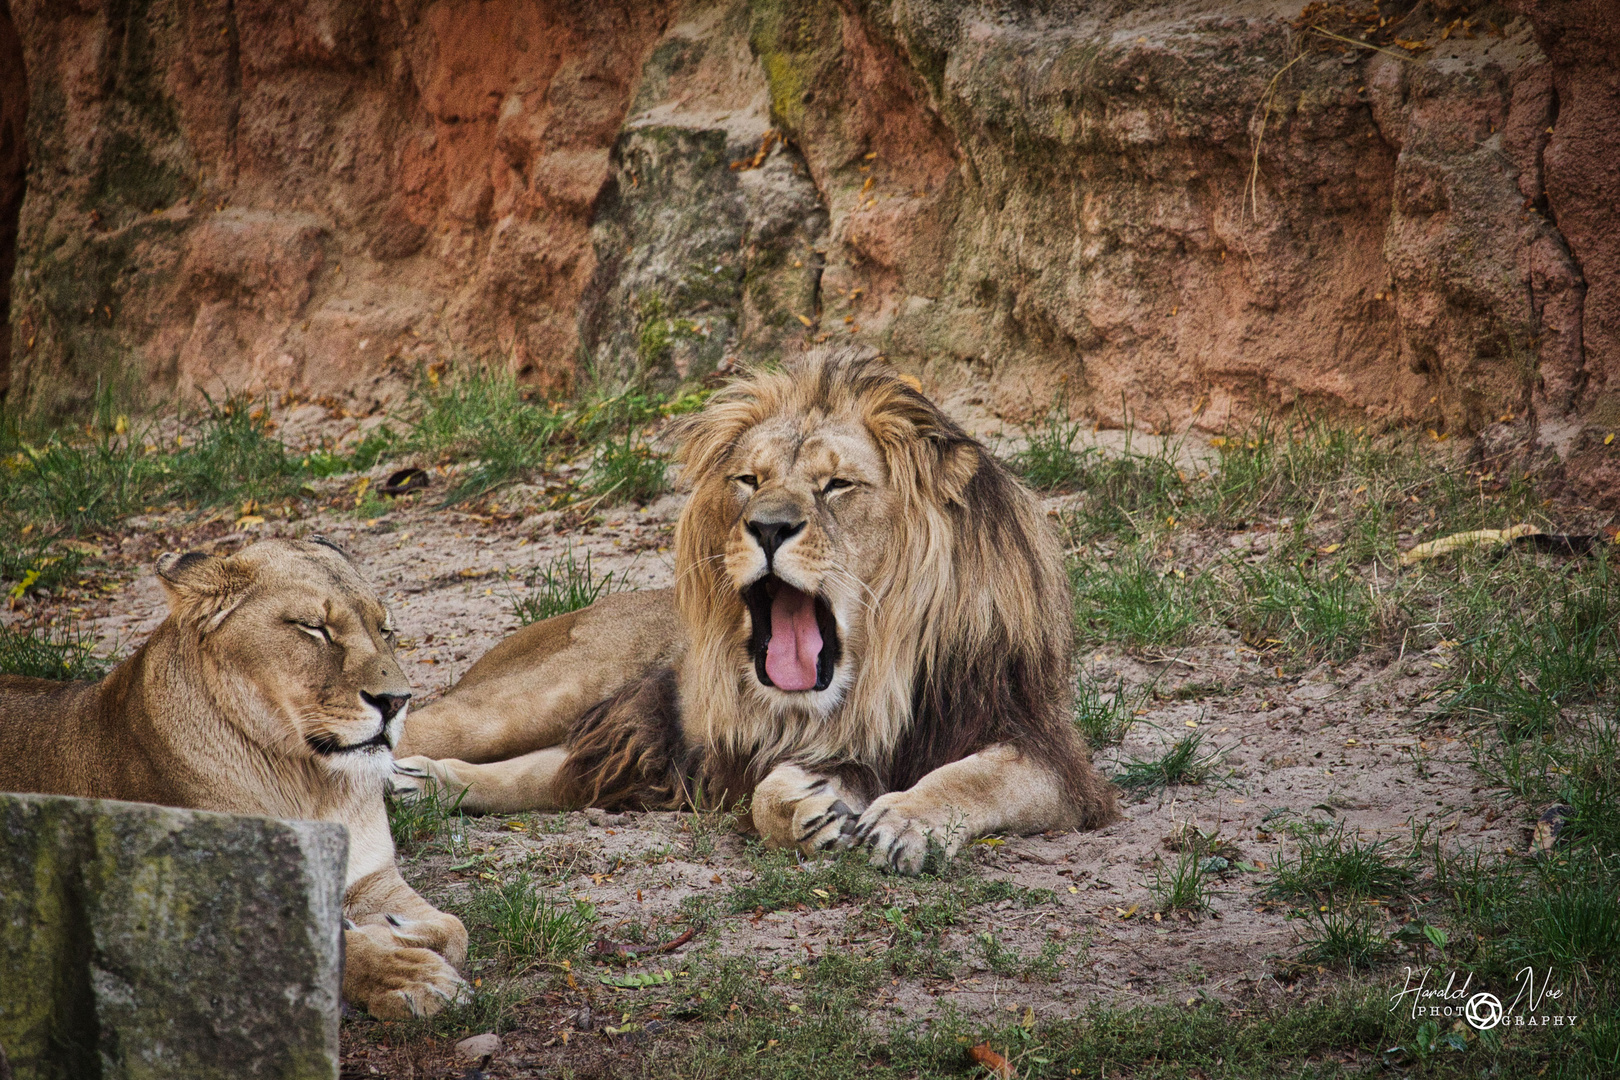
[930,440,981,504]
[865,389,980,505]
[156,551,254,632]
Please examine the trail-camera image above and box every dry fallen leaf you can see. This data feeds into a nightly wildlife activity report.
[967,1043,1014,1079]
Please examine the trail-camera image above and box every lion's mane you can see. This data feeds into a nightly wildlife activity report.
[558,350,1115,827]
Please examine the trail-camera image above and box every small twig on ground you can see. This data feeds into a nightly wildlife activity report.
[590,926,698,959]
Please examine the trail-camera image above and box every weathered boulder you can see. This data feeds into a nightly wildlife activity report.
[579,1,828,388]
[0,792,345,1080]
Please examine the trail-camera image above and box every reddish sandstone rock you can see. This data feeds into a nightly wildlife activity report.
[0,0,1612,504]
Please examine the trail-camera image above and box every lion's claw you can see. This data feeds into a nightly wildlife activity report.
[849,796,945,876]
[797,798,859,847]
[388,755,449,802]
[790,788,865,854]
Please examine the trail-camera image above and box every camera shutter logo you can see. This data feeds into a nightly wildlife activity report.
[1466,992,1504,1030]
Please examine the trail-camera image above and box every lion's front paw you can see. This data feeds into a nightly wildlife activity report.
[388,756,459,803]
[362,948,468,1020]
[791,787,864,854]
[347,925,469,1019]
[849,795,959,875]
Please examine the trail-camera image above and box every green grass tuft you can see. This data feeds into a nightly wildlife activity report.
[585,430,668,505]
[404,365,564,504]
[1152,849,1212,913]
[1112,732,1218,795]
[386,782,469,856]
[1070,550,1205,648]
[1442,560,1620,738]
[509,547,619,626]
[1290,903,1391,970]
[1072,671,1141,746]
[1228,557,1375,661]
[1012,409,1092,492]
[1267,819,1417,902]
[0,542,89,602]
[0,393,392,536]
[156,393,312,509]
[465,872,597,969]
[0,622,107,680]
[727,844,882,914]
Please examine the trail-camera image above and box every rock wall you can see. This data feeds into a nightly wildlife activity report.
[1,0,1616,492]
[0,792,345,1080]
[0,3,25,400]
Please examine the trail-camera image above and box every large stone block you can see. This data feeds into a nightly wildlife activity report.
[0,793,345,1080]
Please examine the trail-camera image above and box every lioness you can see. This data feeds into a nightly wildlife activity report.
[394,349,1119,873]
[0,538,467,1019]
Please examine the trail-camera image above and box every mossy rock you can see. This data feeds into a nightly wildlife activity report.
[0,793,346,1080]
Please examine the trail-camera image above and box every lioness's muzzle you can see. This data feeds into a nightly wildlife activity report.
[307,722,392,755]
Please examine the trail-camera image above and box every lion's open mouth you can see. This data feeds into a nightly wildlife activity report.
[742,576,841,692]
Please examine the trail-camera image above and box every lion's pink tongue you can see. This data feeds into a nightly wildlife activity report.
[765,585,822,691]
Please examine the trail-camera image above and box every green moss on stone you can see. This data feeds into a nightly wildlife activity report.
[747,0,842,134]
[88,131,186,213]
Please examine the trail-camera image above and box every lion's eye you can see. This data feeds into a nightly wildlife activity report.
[823,477,854,494]
[733,474,759,490]
[293,621,333,644]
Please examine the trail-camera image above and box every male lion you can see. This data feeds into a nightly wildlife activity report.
[394,350,1119,873]
[0,538,468,1019]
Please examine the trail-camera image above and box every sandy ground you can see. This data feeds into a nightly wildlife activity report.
[4,414,1531,1077]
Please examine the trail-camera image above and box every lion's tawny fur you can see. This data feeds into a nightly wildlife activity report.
[396,348,1118,867]
[665,353,1114,823]
[0,539,468,1020]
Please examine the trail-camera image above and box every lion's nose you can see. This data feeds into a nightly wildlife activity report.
[362,690,411,721]
[747,517,806,562]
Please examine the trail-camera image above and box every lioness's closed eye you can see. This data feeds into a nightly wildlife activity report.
[0,537,468,1019]
[393,347,1118,874]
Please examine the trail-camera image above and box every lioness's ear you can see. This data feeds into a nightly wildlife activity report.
[156,551,254,632]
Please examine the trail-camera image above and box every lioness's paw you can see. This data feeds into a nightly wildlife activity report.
[388,756,459,802]
[791,787,863,854]
[355,940,469,1020]
[380,911,464,959]
[850,796,956,876]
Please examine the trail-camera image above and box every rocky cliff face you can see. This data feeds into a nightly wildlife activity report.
[1,1,1615,492]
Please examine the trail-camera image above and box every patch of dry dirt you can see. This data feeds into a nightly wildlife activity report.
[3,429,1528,1078]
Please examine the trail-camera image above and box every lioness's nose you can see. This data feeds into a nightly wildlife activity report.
[748,517,805,562]
[362,690,411,721]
